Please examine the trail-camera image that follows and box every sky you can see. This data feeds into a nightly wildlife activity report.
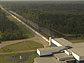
[1,0,84,1]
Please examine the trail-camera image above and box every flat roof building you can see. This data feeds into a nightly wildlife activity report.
[34,57,66,63]
[37,46,65,56]
[54,53,74,61]
[70,48,84,61]
[51,38,72,47]
[34,38,84,63]
[71,43,84,48]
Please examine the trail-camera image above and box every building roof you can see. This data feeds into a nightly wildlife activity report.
[35,38,84,62]
[53,38,72,46]
[70,47,84,57]
[34,57,66,63]
[71,43,84,48]
[54,53,74,61]
[37,46,65,56]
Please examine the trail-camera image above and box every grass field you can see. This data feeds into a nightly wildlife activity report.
[0,56,15,63]
[68,38,84,43]
[0,15,43,63]
[23,52,37,63]
[0,40,43,52]
[7,15,34,39]
[0,52,37,63]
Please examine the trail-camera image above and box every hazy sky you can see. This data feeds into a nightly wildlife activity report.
[1,0,84,1]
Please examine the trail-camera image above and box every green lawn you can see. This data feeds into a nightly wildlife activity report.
[68,38,84,43]
[23,52,37,63]
[0,56,15,63]
[0,52,37,63]
[7,15,34,38]
[0,40,43,52]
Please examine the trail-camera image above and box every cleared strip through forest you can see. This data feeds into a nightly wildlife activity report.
[1,6,49,43]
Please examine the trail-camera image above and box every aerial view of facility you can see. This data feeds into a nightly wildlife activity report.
[0,1,84,63]
[34,38,84,63]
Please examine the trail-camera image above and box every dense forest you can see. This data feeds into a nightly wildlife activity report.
[1,1,84,38]
[0,10,28,41]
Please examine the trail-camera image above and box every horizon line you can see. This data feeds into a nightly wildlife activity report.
[0,0,84,1]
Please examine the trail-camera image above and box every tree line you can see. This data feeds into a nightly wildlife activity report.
[0,10,27,41]
[1,1,84,38]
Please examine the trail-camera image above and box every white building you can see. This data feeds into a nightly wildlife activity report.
[34,38,84,63]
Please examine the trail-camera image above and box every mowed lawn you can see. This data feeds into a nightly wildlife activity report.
[0,41,43,52]
[68,38,84,43]
[0,52,37,63]
[0,56,15,63]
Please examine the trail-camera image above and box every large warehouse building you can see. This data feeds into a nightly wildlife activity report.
[34,38,84,63]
